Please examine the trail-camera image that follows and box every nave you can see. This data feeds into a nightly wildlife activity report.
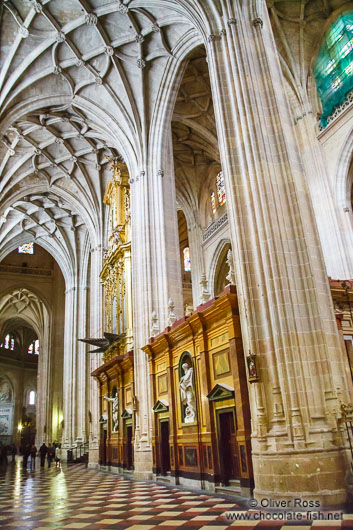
[0,461,352,530]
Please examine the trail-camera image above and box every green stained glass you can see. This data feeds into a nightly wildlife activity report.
[314,12,353,127]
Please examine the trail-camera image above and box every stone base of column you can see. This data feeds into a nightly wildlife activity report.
[133,448,153,480]
[253,448,347,507]
[88,448,100,468]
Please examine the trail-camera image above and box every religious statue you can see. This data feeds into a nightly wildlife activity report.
[0,380,11,402]
[104,393,119,432]
[179,362,197,423]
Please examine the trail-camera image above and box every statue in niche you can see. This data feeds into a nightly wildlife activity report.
[0,417,9,435]
[0,380,11,403]
[179,362,197,423]
[104,393,119,432]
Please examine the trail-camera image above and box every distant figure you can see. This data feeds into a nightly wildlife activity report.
[39,443,47,467]
[23,444,30,468]
[11,443,17,463]
[55,444,62,468]
[30,444,37,469]
[47,444,55,467]
[0,443,6,466]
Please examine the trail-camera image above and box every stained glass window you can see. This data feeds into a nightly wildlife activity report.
[4,334,10,349]
[216,171,226,206]
[314,13,353,127]
[28,339,39,355]
[10,338,14,351]
[183,247,191,272]
[18,242,34,254]
[211,192,216,214]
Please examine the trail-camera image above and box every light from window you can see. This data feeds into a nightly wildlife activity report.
[314,13,353,127]
[18,242,34,254]
[211,192,216,214]
[183,247,191,272]
[3,334,14,350]
[216,171,226,206]
[29,391,35,405]
[28,339,39,355]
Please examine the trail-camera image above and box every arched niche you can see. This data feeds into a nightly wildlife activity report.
[209,240,232,297]
[0,375,14,441]
[179,352,197,424]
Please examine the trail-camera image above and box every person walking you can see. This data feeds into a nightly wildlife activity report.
[30,444,37,470]
[47,443,55,467]
[11,443,17,463]
[39,443,47,467]
[23,444,30,469]
[55,444,62,468]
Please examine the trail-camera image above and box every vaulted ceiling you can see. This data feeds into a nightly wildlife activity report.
[0,0,194,279]
[1,0,351,274]
[268,0,353,115]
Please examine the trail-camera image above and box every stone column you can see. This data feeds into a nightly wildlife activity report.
[131,131,183,478]
[186,217,205,307]
[75,280,88,443]
[35,314,51,446]
[88,246,104,468]
[295,114,353,279]
[205,1,351,504]
[61,285,77,448]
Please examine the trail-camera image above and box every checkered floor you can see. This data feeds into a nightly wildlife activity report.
[0,459,352,529]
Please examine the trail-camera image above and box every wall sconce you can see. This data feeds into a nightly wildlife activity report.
[246,351,259,383]
[18,423,23,432]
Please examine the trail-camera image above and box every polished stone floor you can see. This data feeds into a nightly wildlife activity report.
[0,459,352,529]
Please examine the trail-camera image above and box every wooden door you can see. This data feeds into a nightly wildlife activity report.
[160,420,171,475]
[127,425,133,469]
[218,410,239,484]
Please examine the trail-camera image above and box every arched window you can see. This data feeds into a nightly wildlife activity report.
[183,247,191,272]
[28,390,36,405]
[314,13,353,127]
[28,339,39,355]
[216,171,226,206]
[2,334,14,350]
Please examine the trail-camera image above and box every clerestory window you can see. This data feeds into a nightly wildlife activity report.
[314,13,353,127]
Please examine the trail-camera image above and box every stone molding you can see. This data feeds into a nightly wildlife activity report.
[202,212,228,243]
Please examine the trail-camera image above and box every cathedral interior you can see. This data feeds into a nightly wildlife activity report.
[2,0,353,514]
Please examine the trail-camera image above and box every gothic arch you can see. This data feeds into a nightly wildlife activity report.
[335,125,353,211]
[208,239,231,297]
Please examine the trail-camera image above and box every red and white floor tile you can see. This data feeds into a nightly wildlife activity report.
[0,460,352,529]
